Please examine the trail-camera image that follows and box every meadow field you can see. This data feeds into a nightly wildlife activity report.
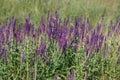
[0,0,120,80]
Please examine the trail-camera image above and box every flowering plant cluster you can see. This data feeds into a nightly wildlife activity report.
[0,11,120,80]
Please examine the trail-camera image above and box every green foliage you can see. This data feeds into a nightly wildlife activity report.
[0,0,119,26]
[0,0,120,80]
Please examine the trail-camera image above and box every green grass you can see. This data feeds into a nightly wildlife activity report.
[0,0,119,26]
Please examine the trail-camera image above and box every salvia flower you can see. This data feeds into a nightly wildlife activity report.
[86,17,90,24]
[80,23,85,40]
[73,42,79,52]
[3,49,7,65]
[55,10,58,21]
[74,27,79,38]
[64,18,70,26]
[74,18,79,27]
[6,27,10,41]
[118,46,120,52]
[21,53,25,66]
[58,34,68,52]
[103,43,108,58]
[0,44,2,58]
[112,26,116,32]
[54,70,58,80]
[11,16,15,26]
[67,69,74,80]
[40,41,46,55]
[40,17,45,33]
[16,24,22,42]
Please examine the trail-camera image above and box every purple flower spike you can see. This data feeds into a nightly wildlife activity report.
[116,17,119,24]
[3,49,7,65]
[118,59,120,64]
[11,16,15,26]
[67,69,74,80]
[71,69,74,80]
[85,71,88,80]
[74,28,79,38]
[31,24,34,34]
[40,17,45,33]
[87,18,89,24]
[47,10,50,21]
[6,28,10,40]
[74,18,79,27]
[118,46,120,52]
[35,49,40,56]
[40,44,46,55]
[30,59,34,68]
[80,15,83,21]
[55,10,58,20]
[73,42,79,52]
[64,18,70,26]
[27,14,31,22]
[96,23,101,33]
[0,45,2,57]
[54,71,58,80]
[16,24,22,42]
[112,26,115,31]
[103,43,108,58]
[40,41,46,55]
[86,35,89,44]
[80,23,85,40]
[21,53,25,66]
[70,26,74,33]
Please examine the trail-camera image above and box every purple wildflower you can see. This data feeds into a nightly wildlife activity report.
[103,43,108,58]
[21,53,25,66]
[64,18,70,26]
[27,14,31,22]
[0,30,4,43]
[74,18,79,27]
[35,49,40,56]
[93,35,99,45]
[58,37,67,51]
[80,23,85,40]
[86,35,89,45]
[0,44,2,57]
[96,23,101,33]
[54,71,58,80]
[116,17,119,24]
[6,27,10,40]
[118,58,120,64]
[47,10,50,21]
[73,42,79,52]
[70,26,74,33]
[24,16,31,36]
[31,24,34,34]
[98,33,104,48]
[118,46,120,52]
[16,24,22,42]
[85,71,88,80]
[30,59,34,68]
[40,17,45,33]
[55,10,58,21]
[11,16,15,26]
[74,28,79,38]
[86,18,89,24]
[112,26,115,31]
[36,27,41,36]
[40,41,46,55]
[3,49,7,65]
[67,69,74,80]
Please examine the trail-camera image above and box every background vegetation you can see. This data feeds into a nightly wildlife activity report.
[0,0,120,26]
[0,0,120,80]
